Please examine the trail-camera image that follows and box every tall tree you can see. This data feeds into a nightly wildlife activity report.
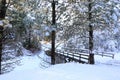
[0,0,10,74]
[88,0,94,64]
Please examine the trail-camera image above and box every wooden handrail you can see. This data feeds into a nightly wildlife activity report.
[94,51,114,59]
[55,50,89,63]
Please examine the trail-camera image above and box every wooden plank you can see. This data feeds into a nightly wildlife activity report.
[95,52,114,59]
[55,50,89,64]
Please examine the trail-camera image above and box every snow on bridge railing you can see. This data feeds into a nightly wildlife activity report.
[56,48,115,59]
[93,51,115,59]
[55,48,89,63]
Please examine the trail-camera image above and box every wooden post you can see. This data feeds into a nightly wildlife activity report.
[88,0,94,64]
[51,0,56,65]
[79,54,81,61]
[51,30,55,64]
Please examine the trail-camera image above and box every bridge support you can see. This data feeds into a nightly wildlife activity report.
[89,54,94,64]
[51,30,55,65]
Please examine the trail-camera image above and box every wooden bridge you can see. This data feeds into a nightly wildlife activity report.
[44,46,115,64]
[54,48,115,64]
[55,48,90,64]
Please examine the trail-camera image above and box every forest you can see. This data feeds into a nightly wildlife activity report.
[0,0,120,76]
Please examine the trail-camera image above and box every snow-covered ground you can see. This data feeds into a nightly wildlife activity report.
[0,45,120,80]
[1,61,120,80]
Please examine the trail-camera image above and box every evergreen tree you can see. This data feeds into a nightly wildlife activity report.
[0,0,10,74]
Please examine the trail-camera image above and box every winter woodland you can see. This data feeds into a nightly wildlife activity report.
[0,0,120,80]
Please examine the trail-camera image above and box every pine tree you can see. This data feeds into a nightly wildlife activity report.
[0,0,10,74]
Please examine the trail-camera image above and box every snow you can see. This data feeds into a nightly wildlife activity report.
[4,24,12,28]
[112,13,118,21]
[0,21,3,26]
[27,13,36,20]
[0,47,120,80]
[1,0,120,79]
[0,60,120,80]
[45,32,50,36]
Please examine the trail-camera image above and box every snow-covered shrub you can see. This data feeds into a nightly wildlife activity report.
[94,30,118,52]
[64,36,86,49]
[1,42,23,74]
[104,40,118,52]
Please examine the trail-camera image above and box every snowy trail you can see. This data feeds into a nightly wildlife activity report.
[14,50,51,71]
[0,49,120,80]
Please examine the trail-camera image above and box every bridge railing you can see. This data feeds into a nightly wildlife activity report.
[93,51,114,59]
[55,48,115,64]
[55,49,89,63]
[63,48,114,59]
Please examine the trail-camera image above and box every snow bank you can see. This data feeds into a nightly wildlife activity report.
[0,48,120,80]
[0,61,120,80]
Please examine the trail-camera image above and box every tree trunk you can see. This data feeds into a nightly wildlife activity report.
[0,0,8,74]
[0,0,7,19]
[88,0,94,64]
[51,1,56,65]
[28,26,31,48]
[0,26,3,74]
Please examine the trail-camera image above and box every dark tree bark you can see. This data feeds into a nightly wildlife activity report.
[0,0,7,19]
[88,0,94,64]
[0,26,3,74]
[28,25,31,49]
[51,0,56,65]
[0,0,9,74]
